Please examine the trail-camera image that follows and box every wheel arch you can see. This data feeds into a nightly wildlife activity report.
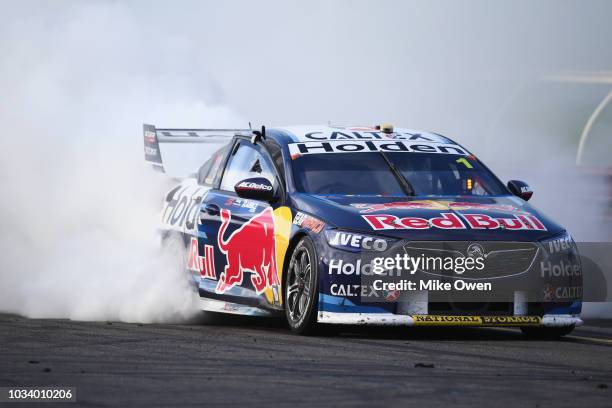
[281,231,309,292]
[281,229,322,309]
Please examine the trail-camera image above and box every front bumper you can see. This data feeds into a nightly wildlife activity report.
[317,311,583,327]
[317,312,583,327]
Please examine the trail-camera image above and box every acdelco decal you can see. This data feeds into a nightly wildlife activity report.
[363,212,546,231]
[288,140,467,156]
[186,237,216,280]
[236,181,273,191]
[215,208,280,295]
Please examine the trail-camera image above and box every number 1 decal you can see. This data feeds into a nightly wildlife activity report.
[456,157,473,169]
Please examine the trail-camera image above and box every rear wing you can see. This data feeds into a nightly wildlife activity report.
[143,124,249,178]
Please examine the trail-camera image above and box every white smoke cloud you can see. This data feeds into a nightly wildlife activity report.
[0,2,244,322]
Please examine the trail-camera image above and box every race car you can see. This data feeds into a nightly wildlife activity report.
[144,123,583,336]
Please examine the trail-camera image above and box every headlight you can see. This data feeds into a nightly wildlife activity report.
[325,229,395,252]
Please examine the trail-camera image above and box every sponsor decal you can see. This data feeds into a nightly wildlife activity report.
[303,130,450,142]
[328,284,401,301]
[544,235,573,255]
[462,213,546,230]
[352,200,527,214]
[363,212,546,231]
[480,316,540,325]
[293,212,325,233]
[542,284,554,302]
[331,284,366,297]
[237,181,273,191]
[162,185,208,233]
[225,197,259,213]
[215,208,280,295]
[329,284,384,298]
[288,140,467,157]
[412,315,541,326]
[144,129,156,143]
[223,302,241,312]
[414,315,481,325]
[363,212,465,230]
[384,290,401,302]
[542,283,583,301]
[328,259,378,276]
[186,237,216,280]
[144,125,162,164]
[540,259,582,278]
[144,146,158,156]
[326,230,388,252]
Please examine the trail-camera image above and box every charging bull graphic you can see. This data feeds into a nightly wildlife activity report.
[215,207,280,294]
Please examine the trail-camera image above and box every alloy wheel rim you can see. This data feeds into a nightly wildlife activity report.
[286,245,312,324]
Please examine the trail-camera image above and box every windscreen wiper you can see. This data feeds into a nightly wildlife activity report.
[379,152,415,196]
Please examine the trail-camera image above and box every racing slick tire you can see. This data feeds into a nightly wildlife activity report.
[520,325,575,339]
[284,236,319,335]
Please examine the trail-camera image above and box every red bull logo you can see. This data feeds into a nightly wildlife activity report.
[186,237,216,279]
[363,212,546,231]
[215,207,280,294]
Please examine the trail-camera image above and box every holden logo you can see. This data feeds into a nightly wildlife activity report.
[466,243,485,259]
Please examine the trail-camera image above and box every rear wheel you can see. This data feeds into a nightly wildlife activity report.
[284,237,319,334]
[520,325,575,339]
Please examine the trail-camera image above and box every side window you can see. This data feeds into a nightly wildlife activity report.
[198,144,229,186]
[220,142,278,192]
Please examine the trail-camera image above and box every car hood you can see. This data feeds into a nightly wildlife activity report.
[291,194,564,241]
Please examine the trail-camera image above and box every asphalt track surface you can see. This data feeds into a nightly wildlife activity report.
[1,313,611,407]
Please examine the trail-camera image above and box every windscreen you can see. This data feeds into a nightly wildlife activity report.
[292,152,507,196]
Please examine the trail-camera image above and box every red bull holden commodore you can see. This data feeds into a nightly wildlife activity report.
[144,123,583,336]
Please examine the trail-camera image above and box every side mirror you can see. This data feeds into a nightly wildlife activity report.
[234,177,276,202]
[507,180,533,201]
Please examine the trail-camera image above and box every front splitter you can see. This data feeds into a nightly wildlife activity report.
[317,312,583,327]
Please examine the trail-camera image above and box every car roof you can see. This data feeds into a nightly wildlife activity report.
[266,125,460,146]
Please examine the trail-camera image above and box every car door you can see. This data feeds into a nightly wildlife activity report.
[180,144,229,286]
[196,138,283,307]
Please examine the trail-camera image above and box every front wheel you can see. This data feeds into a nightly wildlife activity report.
[521,325,575,339]
[284,237,319,335]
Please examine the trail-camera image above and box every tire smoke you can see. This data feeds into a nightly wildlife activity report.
[0,2,243,322]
